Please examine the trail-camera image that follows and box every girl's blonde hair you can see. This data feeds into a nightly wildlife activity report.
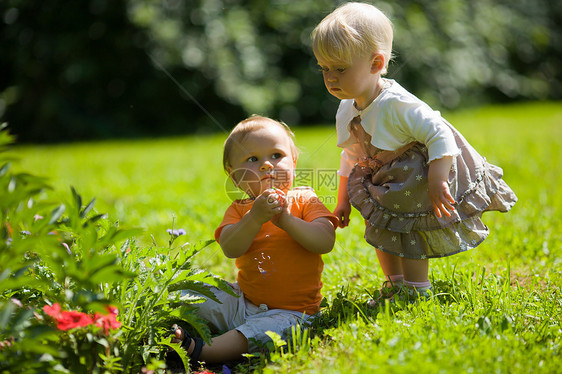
[223,116,299,172]
[312,2,393,74]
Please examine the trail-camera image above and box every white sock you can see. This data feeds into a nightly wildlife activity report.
[387,274,404,287]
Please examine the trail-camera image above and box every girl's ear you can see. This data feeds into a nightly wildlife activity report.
[370,53,385,74]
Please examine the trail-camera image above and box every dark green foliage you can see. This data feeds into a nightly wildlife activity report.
[1,0,560,142]
[0,126,229,372]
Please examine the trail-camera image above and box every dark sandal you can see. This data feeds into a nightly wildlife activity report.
[166,324,205,367]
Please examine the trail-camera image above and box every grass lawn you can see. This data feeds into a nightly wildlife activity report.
[12,102,562,373]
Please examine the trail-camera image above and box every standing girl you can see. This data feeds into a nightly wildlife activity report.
[312,2,517,303]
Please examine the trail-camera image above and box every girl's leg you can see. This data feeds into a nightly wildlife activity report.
[368,249,404,307]
[400,257,429,282]
[401,258,432,298]
[375,248,403,280]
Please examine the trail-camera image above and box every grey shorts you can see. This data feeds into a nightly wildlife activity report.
[182,283,314,353]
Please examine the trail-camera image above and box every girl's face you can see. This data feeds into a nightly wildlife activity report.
[317,53,382,110]
[227,125,297,198]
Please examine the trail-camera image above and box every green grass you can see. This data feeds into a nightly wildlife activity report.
[12,102,562,373]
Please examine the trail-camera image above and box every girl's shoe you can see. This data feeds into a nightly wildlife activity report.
[367,280,403,308]
[166,324,205,368]
[397,286,433,303]
[368,283,433,307]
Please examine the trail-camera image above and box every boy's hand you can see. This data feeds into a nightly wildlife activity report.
[269,189,291,227]
[250,189,286,224]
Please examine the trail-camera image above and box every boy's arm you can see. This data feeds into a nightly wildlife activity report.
[219,190,283,258]
[275,215,336,254]
[218,214,263,258]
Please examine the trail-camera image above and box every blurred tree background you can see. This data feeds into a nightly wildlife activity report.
[1,0,560,143]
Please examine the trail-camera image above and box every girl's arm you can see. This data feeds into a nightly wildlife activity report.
[275,214,336,254]
[219,190,282,258]
[333,175,351,228]
[428,156,456,218]
[333,144,361,228]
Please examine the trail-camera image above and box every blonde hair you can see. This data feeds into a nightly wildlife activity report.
[223,116,299,172]
[312,2,393,74]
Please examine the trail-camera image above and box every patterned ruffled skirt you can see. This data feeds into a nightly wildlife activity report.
[347,122,517,259]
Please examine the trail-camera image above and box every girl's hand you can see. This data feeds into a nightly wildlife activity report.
[428,156,455,218]
[333,200,351,228]
[428,180,456,218]
[250,189,286,224]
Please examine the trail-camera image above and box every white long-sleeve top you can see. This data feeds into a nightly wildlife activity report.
[336,79,461,177]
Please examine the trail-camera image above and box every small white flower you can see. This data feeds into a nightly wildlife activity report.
[405,190,411,197]
[410,240,416,246]
[416,174,423,181]
[420,254,427,259]
[403,166,409,171]
[394,204,400,209]
[417,203,422,208]
[392,236,397,242]
[399,253,405,257]
[383,214,390,219]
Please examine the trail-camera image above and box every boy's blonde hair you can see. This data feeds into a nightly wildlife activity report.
[223,116,299,172]
[312,2,393,74]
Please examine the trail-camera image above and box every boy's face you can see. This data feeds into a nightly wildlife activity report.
[316,53,381,109]
[227,125,297,198]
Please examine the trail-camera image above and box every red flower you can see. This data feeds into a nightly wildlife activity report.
[93,305,121,334]
[43,303,62,319]
[57,311,94,331]
[105,305,119,316]
[44,303,120,333]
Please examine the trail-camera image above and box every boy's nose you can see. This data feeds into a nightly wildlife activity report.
[260,161,273,171]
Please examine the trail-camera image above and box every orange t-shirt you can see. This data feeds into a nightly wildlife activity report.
[215,188,338,315]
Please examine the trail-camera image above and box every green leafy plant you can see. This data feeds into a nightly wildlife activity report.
[0,125,234,373]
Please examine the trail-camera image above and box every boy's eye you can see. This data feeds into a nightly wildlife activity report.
[272,153,283,159]
[318,66,328,73]
[247,156,258,162]
[337,68,346,73]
